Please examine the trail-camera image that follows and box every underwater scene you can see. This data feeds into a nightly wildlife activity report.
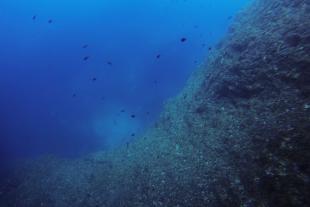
[0,0,309,206]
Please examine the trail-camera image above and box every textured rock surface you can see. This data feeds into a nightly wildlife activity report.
[1,0,309,206]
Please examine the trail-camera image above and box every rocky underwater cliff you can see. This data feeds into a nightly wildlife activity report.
[1,0,309,206]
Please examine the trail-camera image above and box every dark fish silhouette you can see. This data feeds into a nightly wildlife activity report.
[107,61,112,66]
[131,114,136,118]
[208,47,212,51]
[156,54,161,59]
[92,77,97,82]
[72,93,77,98]
[83,56,90,61]
[131,133,135,137]
[82,44,88,49]
[32,15,36,20]
[180,37,187,42]
[121,109,125,113]
[48,19,53,24]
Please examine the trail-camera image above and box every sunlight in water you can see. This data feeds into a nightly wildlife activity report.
[93,105,141,148]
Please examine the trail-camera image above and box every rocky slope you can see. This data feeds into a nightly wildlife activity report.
[1,0,309,206]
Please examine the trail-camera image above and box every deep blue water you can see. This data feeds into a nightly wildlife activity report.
[0,0,250,164]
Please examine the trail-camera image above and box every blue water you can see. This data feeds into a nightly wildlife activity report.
[0,0,250,163]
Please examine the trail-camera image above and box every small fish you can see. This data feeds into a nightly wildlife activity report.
[208,47,212,51]
[72,93,77,98]
[180,37,187,42]
[83,56,90,61]
[121,109,125,113]
[92,77,97,82]
[48,19,53,24]
[107,61,112,66]
[131,133,135,137]
[131,114,136,118]
[82,44,88,49]
[32,15,37,20]
[156,54,161,59]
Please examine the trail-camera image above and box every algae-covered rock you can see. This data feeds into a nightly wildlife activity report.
[1,0,309,206]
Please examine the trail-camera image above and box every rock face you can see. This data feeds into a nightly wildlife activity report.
[1,0,309,206]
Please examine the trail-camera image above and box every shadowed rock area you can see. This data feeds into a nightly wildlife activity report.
[1,0,309,206]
